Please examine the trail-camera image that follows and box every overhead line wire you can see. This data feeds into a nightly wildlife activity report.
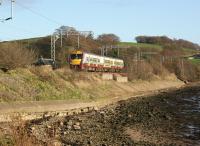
[15,1,62,26]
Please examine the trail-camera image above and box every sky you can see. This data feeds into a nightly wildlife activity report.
[0,0,200,44]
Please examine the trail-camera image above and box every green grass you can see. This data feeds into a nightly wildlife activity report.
[119,42,163,52]
[182,48,199,55]
[189,59,200,64]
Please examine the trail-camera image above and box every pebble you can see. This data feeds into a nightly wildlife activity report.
[53,141,62,146]
[75,122,80,126]
[73,125,81,130]
[128,114,132,118]
[94,107,99,111]
[31,126,35,131]
[60,121,64,127]
[67,125,72,130]
[67,120,73,126]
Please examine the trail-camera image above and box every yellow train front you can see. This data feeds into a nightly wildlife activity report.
[69,50,124,72]
[69,50,83,69]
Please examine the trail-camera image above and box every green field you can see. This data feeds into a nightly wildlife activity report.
[182,48,199,55]
[119,42,163,51]
[119,42,199,55]
[189,59,200,64]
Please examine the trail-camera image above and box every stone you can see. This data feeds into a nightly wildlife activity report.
[60,121,64,127]
[128,114,132,118]
[67,125,72,130]
[53,140,62,146]
[113,75,128,83]
[100,111,106,115]
[102,73,113,80]
[73,125,81,130]
[31,126,35,131]
[67,120,73,126]
[75,122,80,126]
[93,107,99,111]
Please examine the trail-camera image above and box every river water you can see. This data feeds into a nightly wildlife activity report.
[179,94,200,144]
[169,88,200,145]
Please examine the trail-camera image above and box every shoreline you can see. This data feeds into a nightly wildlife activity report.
[0,82,199,145]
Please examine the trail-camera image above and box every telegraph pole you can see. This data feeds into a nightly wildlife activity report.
[11,0,14,19]
[0,0,15,22]
[51,29,64,61]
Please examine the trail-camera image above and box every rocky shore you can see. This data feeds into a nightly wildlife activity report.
[0,83,200,146]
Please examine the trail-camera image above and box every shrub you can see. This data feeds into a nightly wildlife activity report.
[126,59,154,81]
[0,42,37,70]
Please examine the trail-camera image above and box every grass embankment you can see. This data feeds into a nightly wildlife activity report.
[0,66,183,102]
[0,67,100,102]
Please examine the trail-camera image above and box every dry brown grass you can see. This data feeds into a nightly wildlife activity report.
[126,59,155,81]
[0,117,40,146]
[163,59,200,82]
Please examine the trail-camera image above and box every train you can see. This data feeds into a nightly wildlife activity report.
[69,50,124,72]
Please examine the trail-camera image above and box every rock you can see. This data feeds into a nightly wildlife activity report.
[93,107,99,111]
[67,125,72,130]
[31,126,35,131]
[100,111,105,115]
[64,131,67,135]
[148,112,154,117]
[128,114,132,118]
[75,122,80,126]
[73,125,81,130]
[67,120,73,126]
[53,140,62,146]
[55,134,60,138]
[43,112,51,118]
[60,121,64,127]
[164,114,172,120]
[87,140,92,145]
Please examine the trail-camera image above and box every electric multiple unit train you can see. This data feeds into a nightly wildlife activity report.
[69,50,124,72]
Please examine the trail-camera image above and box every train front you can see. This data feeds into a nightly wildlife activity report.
[69,50,83,69]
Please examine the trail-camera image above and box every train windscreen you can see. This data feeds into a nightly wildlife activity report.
[70,54,83,59]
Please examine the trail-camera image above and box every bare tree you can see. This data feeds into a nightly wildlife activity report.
[97,33,120,45]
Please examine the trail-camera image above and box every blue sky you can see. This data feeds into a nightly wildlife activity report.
[0,0,200,44]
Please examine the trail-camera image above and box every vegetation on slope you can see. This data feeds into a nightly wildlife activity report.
[0,26,200,103]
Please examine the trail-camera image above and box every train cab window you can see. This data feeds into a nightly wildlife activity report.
[70,54,83,59]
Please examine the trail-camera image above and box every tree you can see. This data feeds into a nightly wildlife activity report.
[97,33,120,45]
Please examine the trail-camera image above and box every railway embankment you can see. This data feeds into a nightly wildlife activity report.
[0,66,184,122]
[0,66,184,103]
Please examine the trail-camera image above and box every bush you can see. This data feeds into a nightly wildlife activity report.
[126,59,154,81]
[0,42,37,70]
